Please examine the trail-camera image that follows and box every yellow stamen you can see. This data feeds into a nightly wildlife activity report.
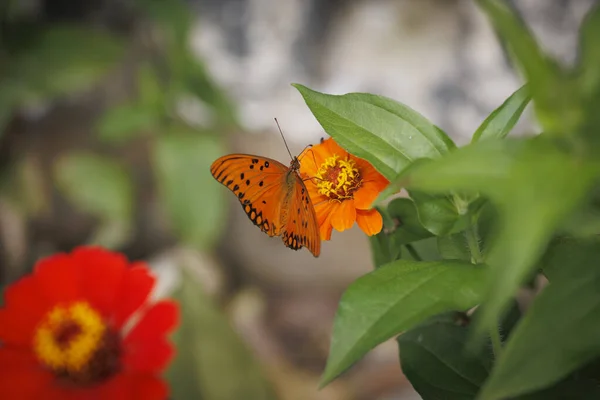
[34,301,106,373]
[315,154,362,200]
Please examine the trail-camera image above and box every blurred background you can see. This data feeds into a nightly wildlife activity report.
[0,0,595,399]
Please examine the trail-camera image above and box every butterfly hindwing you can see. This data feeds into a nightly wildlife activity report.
[280,173,321,257]
[210,154,289,237]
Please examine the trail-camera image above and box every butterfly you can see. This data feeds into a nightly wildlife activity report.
[210,122,321,257]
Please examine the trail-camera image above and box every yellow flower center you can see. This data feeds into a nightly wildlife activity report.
[315,154,362,200]
[33,301,121,386]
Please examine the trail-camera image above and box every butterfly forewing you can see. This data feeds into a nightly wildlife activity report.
[210,153,321,257]
[210,154,289,236]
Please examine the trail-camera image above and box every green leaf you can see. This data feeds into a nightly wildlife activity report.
[471,84,530,143]
[578,3,600,99]
[293,84,455,181]
[166,268,277,400]
[409,191,466,236]
[438,233,471,261]
[390,138,599,337]
[386,197,434,246]
[399,312,493,400]
[153,129,226,249]
[479,240,600,399]
[320,260,487,386]
[539,237,600,282]
[96,103,160,144]
[474,0,580,135]
[6,26,124,104]
[54,153,133,248]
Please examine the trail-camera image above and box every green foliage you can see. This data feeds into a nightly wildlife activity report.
[320,260,486,386]
[166,268,277,400]
[153,129,226,250]
[294,2,600,397]
[54,153,133,248]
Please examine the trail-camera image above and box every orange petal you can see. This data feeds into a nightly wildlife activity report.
[330,199,356,232]
[314,200,337,241]
[299,145,327,177]
[356,209,384,236]
[353,182,383,210]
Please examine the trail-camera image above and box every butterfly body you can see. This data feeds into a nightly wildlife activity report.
[210,153,321,257]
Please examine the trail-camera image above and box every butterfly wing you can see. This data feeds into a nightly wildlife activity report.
[280,172,321,257]
[210,154,289,236]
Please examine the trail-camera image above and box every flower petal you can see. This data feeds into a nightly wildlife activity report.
[356,208,384,236]
[0,276,49,345]
[132,374,168,400]
[330,199,356,232]
[34,253,79,304]
[0,347,53,399]
[123,337,175,373]
[353,181,387,210]
[73,246,127,318]
[124,301,179,343]
[112,265,156,329]
[94,373,133,400]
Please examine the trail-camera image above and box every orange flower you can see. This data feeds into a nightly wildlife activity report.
[300,137,389,240]
[0,246,179,400]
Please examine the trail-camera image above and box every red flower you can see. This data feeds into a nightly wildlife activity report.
[0,246,179,400]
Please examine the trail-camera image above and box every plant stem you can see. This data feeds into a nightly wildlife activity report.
[465,215,483,264]
[490,325,503,359]
[405,244,422,261]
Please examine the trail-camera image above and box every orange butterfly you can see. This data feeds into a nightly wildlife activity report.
[210,121,321,257]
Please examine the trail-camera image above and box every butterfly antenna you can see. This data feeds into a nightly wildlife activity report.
[274,118,294,161]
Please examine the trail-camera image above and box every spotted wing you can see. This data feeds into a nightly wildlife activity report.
[280,172,321,257]
[210,154,289,236]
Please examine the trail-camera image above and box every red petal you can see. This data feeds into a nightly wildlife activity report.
[132,374,168,400]
[73,247,127,318]
[124,301,179,343]
[93,373,133,400]
[0,348,53,399]
[112,266,155,329]
[122,337,174,373]
[34,253,79,304]
[0,276,49,345]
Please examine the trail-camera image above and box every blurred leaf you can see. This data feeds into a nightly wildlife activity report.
[166,268,276,400]
[399,312,493,400]
[409,191,466,236]
[320,260,487,386]
[539,237,600,282]
[6,26,124,105]
[386,197,434,246]
[369,232,393,269]
[479,240,600,399]
[475,0,580,135]
[138,0,192,46]
[153,129,225,249]
[97,103,160,144]
[182,55,237,126]
[388,138,599,337]
[138,63,165,111]
[54,153,133,219]
[471,84,530,143]
[438,233,470,261]
[54,153,133,248]
[293,84,455,181]
[404,237,443,262]
[579,3,600,99]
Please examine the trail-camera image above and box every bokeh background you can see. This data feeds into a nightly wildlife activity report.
[0,0,595,399]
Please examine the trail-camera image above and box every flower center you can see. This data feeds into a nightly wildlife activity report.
[33,301,122,387]
[315,154,362,200]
